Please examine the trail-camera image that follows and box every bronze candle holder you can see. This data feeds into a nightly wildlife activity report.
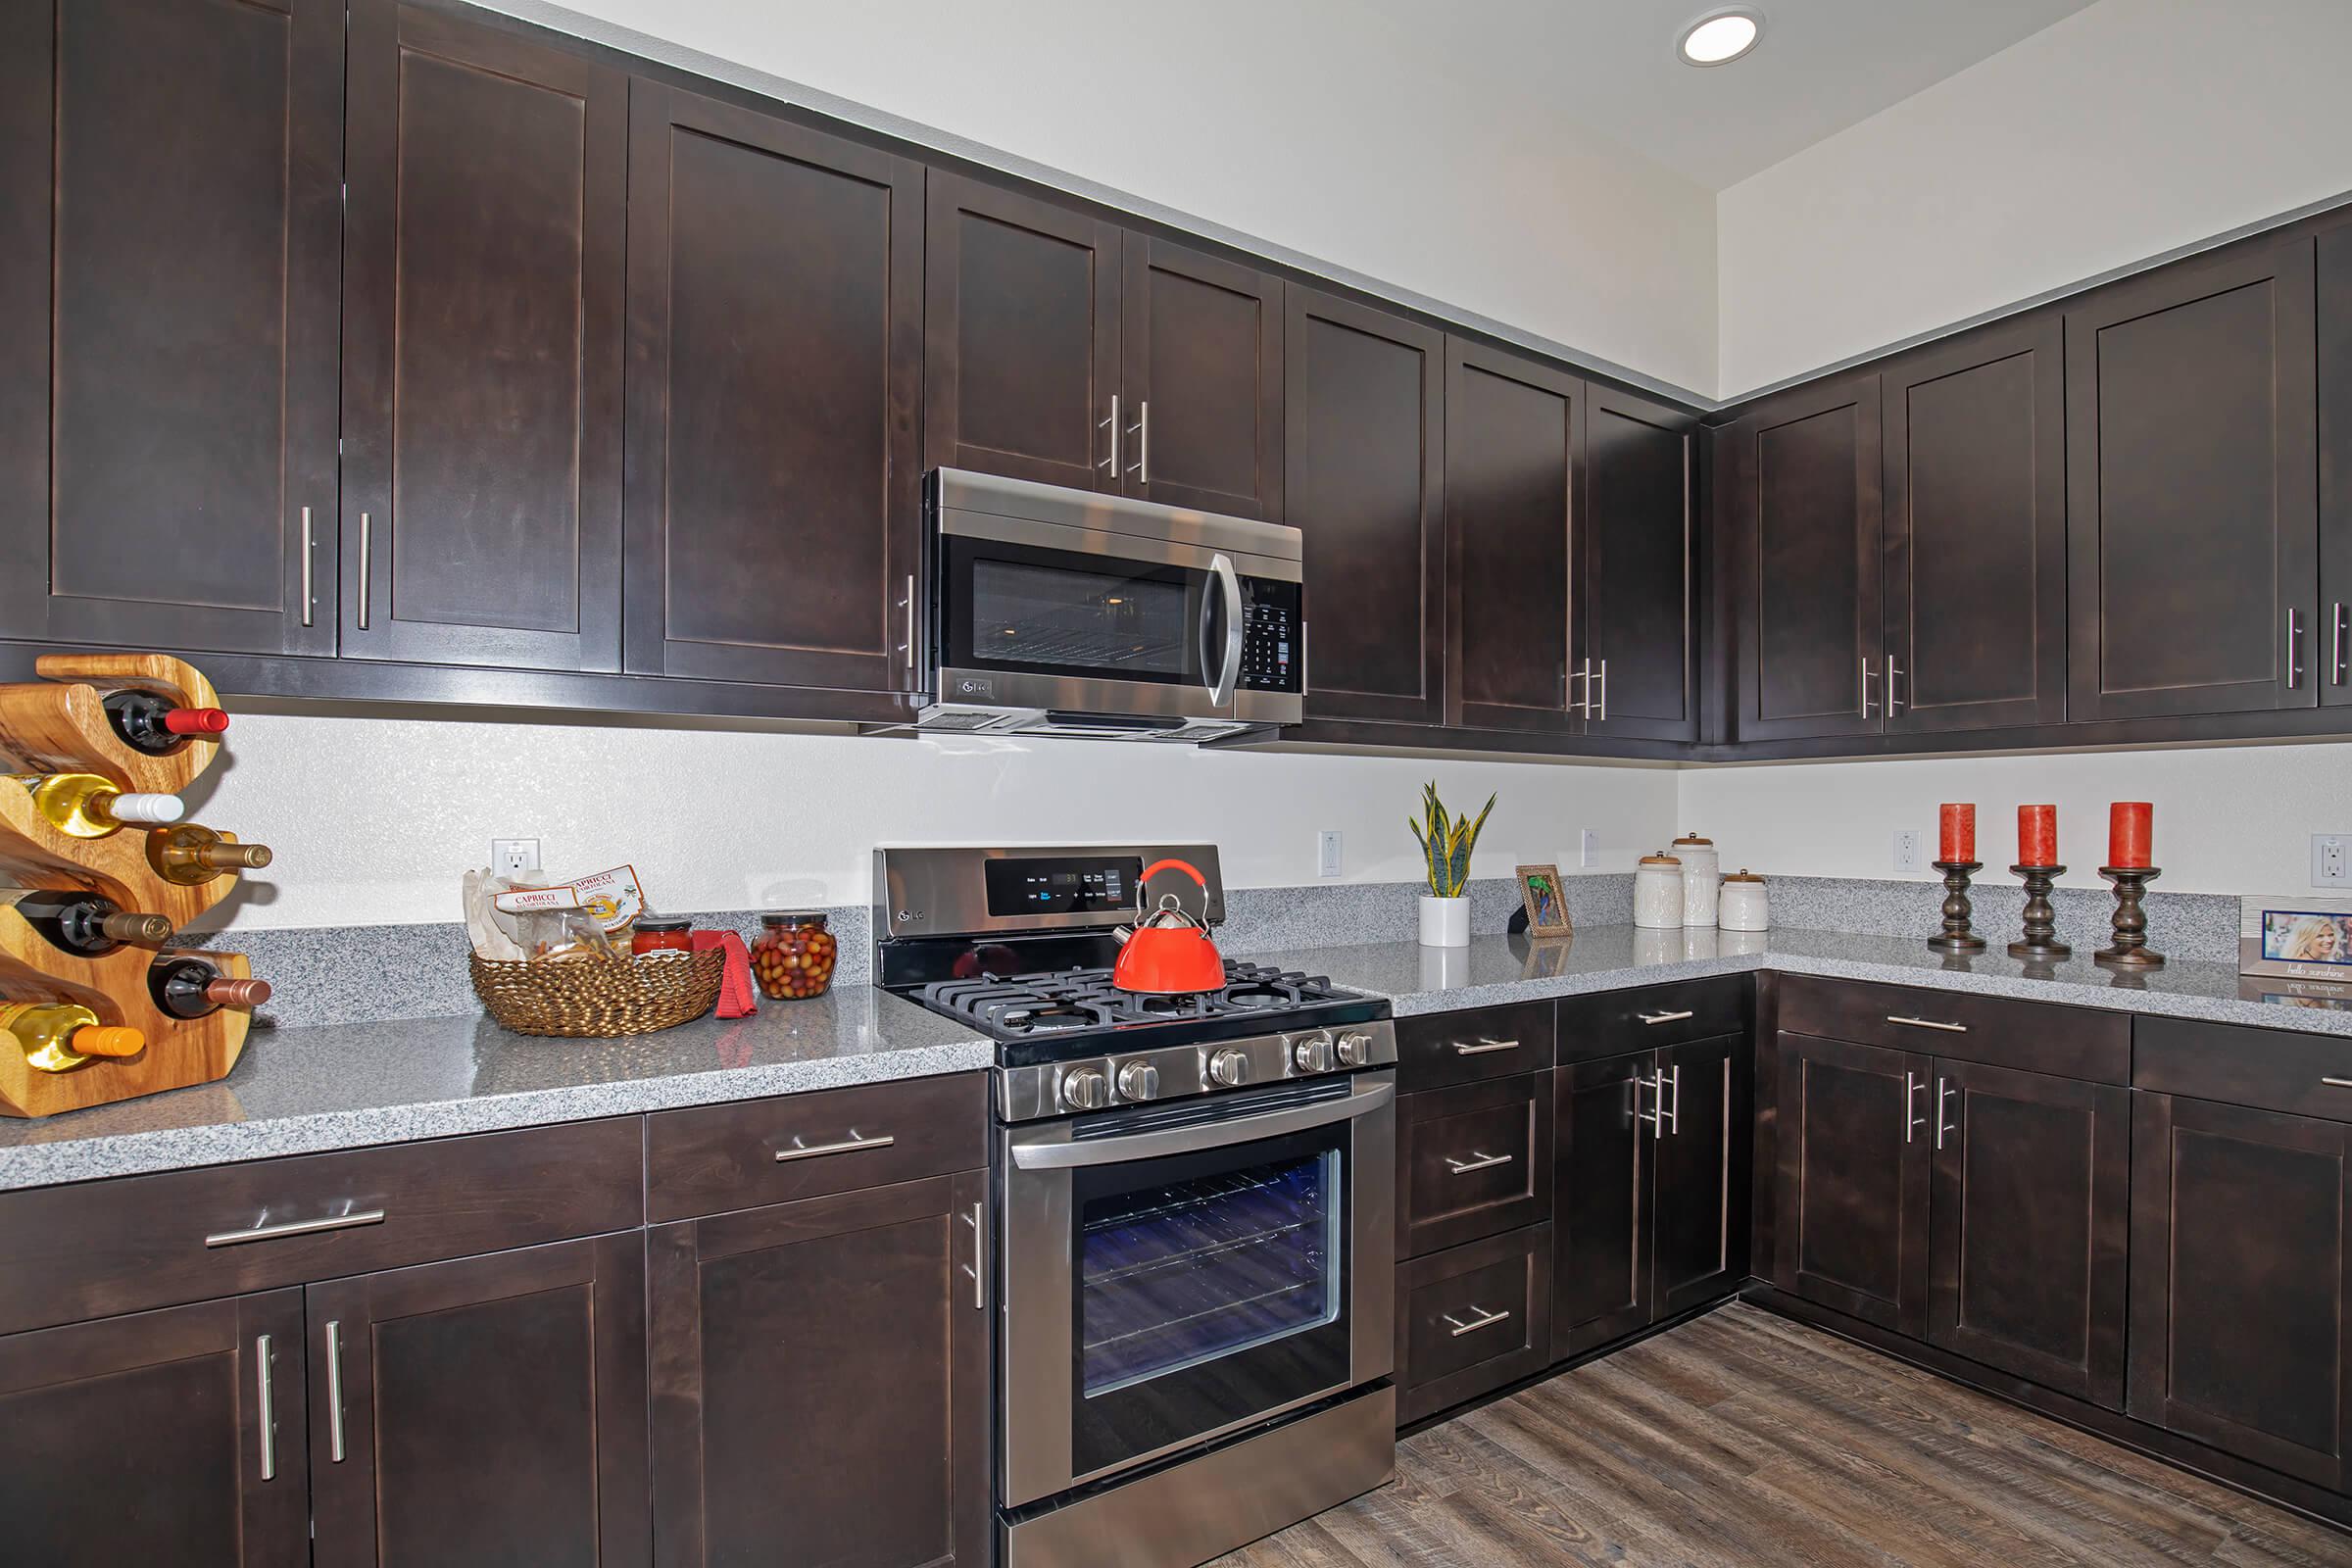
[2095,865,2165,969]
[2008,863,2072,960]
[1928,860,1986,952]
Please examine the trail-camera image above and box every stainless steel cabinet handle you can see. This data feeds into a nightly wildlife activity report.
[1635,1071,1661,1130]
[1441,1305,1512,1338]
[207,1207,387,1249]
[1904,1071,1926,1143]
[959,1201,983,1310]
[1596,659,1607,723]
[2288,609,2304,690]
[1568,661,1589,717]
[901,574,916,675]
[299,507,315,627]
[1862,658,1879,715]
[2323,1077,2352,1089]
[1129,400,1150,483]
[1452,1038,1519,1056]
[774,1131,896,1163]
[1886,1014,1967,1033]
[324,1319,347,1462]
[357,512,371,630]
[1887,659,1905,716]
[1664,1062,1681,1135]
[1099,393,1120,472]
[255,1334,277,1481]
[1443,1150,1514,1175]
[2334,603,2347,687]
[1935,1078,1956,1152]
[1639,1009,1694,1026]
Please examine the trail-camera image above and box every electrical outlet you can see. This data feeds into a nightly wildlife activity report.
[1580,829,1599,869]
[1893,829,1925,874]
[491,838,542,879]
[1317,830,1343,879]
[2315,833,2351,887]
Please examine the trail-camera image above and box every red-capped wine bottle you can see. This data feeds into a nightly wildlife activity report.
[150,957,272,1020]
[101,690,229,756]
[1,889,173,956]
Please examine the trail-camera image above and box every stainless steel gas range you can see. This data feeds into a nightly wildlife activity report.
[875,845,1397,1568]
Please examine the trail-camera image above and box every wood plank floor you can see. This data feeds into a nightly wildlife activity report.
[1211,1303,2352,1567]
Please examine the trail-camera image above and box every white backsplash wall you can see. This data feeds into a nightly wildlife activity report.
[1675,744,2352,898]
[188,711,1678,931]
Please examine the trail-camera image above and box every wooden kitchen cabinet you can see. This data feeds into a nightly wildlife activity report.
[1551,1051,1652,1356]
[1287,287,1447,725]
[0,0,342,657]
[648,1170,990,1568]
[1123,235,1285,519]
[1651,1033,1753,1318]
[1397,1072,1552,1259]
[621,81,924,693]
[2319,221,2352,705]
[1581,385,1698,742]
[1771,1031,1929,1335]
[337,0,625,671]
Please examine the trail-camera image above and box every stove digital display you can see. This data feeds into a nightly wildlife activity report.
[985,856,1143,917]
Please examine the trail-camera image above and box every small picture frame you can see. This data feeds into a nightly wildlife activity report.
[1516,863,1572,939]
[2239,895,2352,980]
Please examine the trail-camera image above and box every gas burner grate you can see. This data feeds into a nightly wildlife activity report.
[916,960,1350,1039]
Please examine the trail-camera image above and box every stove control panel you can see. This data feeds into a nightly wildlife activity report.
[1000,1020,1399,1123]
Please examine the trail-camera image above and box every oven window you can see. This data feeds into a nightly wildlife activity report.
[1078,1150,1341,1397]
[969,559,1191,675]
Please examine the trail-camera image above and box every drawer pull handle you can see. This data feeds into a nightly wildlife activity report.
[2323,1078,2352,1089]
[1443,1150,1514,1175]
[1639,1009,1694,1025]
[774,1131,896,1163]
[1887,1014,1968,1033]
[1452,1038,1520,1056]
[206,1207,387,1249]
[1441,1305,1512,1338]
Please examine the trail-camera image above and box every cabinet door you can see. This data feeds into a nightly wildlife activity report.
[2320,222,2352,705]
[649,1171,989,1568]
[1883,318,2067,734]
[924,172,1121,492]
[0,1291,308,1567]
[308,1235,650,1568]
[2067,237,2319,720]
[1551,1050,1651,1358]
[2130,1093,2352,1491]
[1652,1034,1753,1319]
[1120,235,1284,518]
[1772,1032,1929,1334]
[1927,1060,2127,1408]
[1288,288,1446,725]
[1446,339,1584,734]
[623,82,923,692]
[1397,1073,1552,1258]
[1725,374,1885,741]
[0,0,341,656]
[1581,385,1697,742]
[338,1,625,670]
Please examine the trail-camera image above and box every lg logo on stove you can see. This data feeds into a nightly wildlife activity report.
[955,676,995,700]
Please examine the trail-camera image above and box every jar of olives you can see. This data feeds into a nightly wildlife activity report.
[751,912,837,1000]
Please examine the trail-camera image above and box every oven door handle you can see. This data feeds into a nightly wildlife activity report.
[1203,552,1244,710]
[1010,1082,1394,1169]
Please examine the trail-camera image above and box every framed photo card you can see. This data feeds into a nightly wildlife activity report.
[1516,863,1572,939]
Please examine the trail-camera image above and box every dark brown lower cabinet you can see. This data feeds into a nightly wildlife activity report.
[1551,1051,1651,1356]
[307,1235,650,1567]
[0,1289,310,1567]
[1651,1034,1754,1318]
[1773,1032,1930,1335]
[2131,1093,2352,1490]
[1396,1072,1551,1258]
[1396,1224,1552,1425]
[648,1170,990,1568]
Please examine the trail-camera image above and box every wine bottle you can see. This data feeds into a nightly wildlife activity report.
[4,772,183,838]
[0,1002,143,1073]
[0,890,172,956]
[148,823,273,886]
[100,690,230,756]
[149,957,272,1020]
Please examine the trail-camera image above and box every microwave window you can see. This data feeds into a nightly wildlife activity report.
[970,560,1190,675]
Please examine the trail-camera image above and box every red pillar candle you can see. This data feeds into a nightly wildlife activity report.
[2109,802,2153,868]
[2018,804,2058,866]
[1938,804,1977,863]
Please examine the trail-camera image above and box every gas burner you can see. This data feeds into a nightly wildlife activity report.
[911,959,1368,1052]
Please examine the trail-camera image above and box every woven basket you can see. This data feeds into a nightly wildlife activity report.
[469,950,725,1038]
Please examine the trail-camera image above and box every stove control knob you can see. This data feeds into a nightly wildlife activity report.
[1206,1048,1251,1089]
[1059,1067,1111,1112]
[1290,1032,1336,1074]
[1335,1031,1376,1067]
[1116,1060,1162,1102]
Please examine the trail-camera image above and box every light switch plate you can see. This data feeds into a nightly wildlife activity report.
[1893,829,1924,874]
[1580,829,1599,869]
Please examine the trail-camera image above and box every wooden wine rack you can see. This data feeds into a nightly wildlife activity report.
[0,654,257,1117]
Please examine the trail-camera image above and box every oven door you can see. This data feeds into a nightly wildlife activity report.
[999,1071,1396,1507]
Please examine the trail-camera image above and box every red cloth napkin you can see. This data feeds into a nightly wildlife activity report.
[693,930,759,1018]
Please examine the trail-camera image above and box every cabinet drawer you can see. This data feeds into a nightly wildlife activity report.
[1556,976,1750,1063]
[1395,1001,1555,1093]
[1396,1224,1552,1425]
[647,1070,986,1222]
[2134,1015,2352,1122]
[0,1118,642,1336]
[1397,1074,1552,1258]
[1778,974,2128,1083]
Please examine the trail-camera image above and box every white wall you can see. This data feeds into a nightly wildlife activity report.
[1717,0,2352,398]
[1674,744,2352,898]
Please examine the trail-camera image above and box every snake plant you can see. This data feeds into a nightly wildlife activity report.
[1408,781,1495,899]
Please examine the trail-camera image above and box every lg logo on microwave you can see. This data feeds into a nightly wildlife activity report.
[955,676,996,700]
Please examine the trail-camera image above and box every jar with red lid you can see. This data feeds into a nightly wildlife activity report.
[631,915,696,956]
[751,912,836,999]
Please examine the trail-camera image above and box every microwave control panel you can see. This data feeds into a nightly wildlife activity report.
[1239,579,1303,695]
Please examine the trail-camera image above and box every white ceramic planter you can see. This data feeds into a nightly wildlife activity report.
[1418,894,1470,948]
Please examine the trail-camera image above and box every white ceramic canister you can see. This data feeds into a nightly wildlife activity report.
[1672,831,1719,927]
[1634,851,1684,929]
[1718,868,1769,932]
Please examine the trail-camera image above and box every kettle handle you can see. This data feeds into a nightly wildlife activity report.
[1138,858,1208,891]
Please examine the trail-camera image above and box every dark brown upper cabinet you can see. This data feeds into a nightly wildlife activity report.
[2319,222,2352,705]
[339,1,625,672]
[1122,235,1285,519]
[1581,385,1697,742]
[621,82,924,693]
[1286,288,1446,725]
[1723,374,1886,742]
[1445,339,1585,734]
[1772,1030,1929,1336]
[1882,318,2067,734]
[0,0,342,657]
[2066,237,2319,721]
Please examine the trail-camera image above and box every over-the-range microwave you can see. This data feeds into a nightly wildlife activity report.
[912,468,1303,742]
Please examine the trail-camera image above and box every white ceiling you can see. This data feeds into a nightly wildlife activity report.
[1353,0,2097,189]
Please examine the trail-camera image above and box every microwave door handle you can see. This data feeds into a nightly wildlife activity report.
[1205,552,1244,710]
[1010,1080,1394,1169]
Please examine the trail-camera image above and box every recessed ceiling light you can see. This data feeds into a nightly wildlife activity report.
[1678,8,1763,67]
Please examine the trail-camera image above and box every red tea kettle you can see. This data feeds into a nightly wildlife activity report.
[1111,859,1228,994]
